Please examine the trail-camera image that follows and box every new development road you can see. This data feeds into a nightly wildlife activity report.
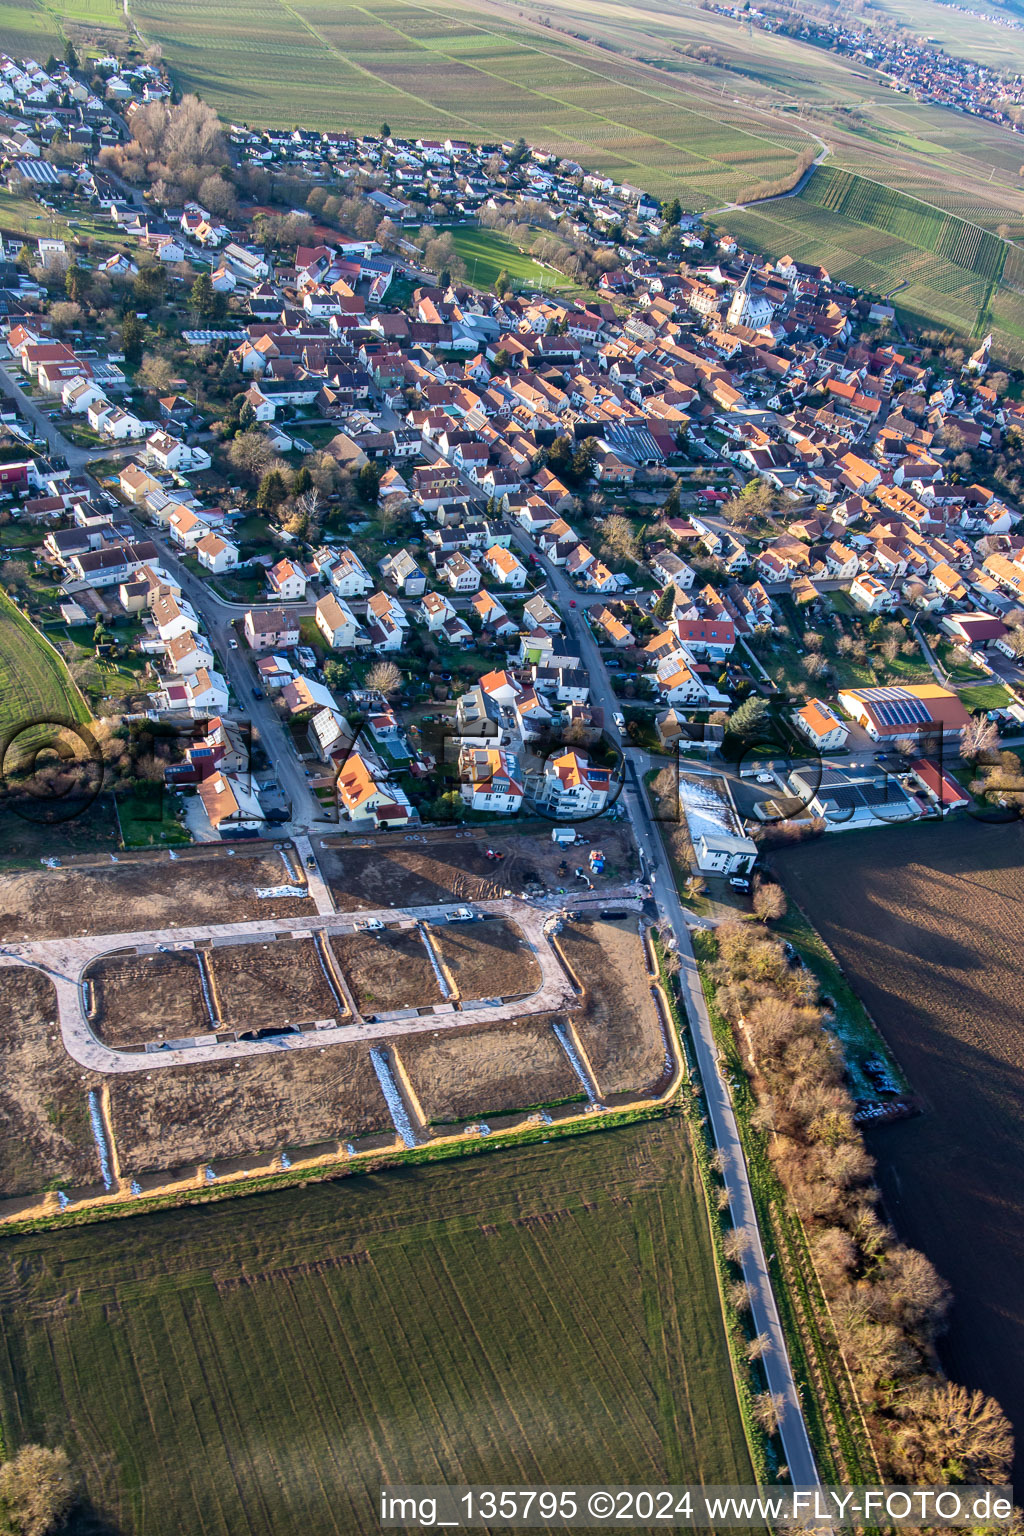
[0,894,623,1073]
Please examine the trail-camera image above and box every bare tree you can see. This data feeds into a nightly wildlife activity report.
[0,1443,76,1536]
[752,878,786,923]
[728,1279,752,1313]
[600,513,639,562]
[745,1332,771,1363]
[960,713,1000,762]
[752,1391,785,1436]
[227,428,277,485]
[892,1383,1013,1484]
[366,660,402,696]
[137,351,175,393]
[722,1227,752,1263]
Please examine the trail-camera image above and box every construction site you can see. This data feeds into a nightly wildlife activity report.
[0,829,677,1221]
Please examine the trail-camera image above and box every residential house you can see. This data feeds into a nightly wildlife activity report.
[267,558,307,601]
[198,771,264,837]
[379,548,427,595]
[196,533,239,573]
[244,607,301,652]
[481,545,527,588]
[315,593,361,649]
[793,698,850,753]
[534,749,612,815]
[458,746,524,814]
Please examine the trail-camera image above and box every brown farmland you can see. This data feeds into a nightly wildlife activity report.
[425,918,540,1001]
[0,849,311,940]
[775,819,1024,1492]
[558,919,671,1098]
[330,927,441,1013]
[108,1042,389,1172]
[396,1014,583,1124]
[0,966,103,1199]
[209,938,344,1028]
[88,950,209,1047]
[319,826,638,911]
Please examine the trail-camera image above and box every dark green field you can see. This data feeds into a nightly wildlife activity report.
[0,1119,751,1535]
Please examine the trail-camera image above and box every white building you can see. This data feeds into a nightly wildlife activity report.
[534,750,612,816]
[678,772,757,875]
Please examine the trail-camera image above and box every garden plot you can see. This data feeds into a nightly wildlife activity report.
[0,849,310,941]
[209,938,344,1029]
[425,918,540,1001]
[0,965,103,1199]
[329,927,442,1014]
[87,950,209,1047]
[108,1042,389,1172]
[556,919,670,1098]
[395,1014,584,1124]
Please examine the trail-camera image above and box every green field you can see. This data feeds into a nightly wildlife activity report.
[0,1119,752,1534]
[446,226,577,292]
[118,0,811,206]
[0,589,89,747]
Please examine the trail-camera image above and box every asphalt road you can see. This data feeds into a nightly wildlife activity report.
[528,539,822,1487]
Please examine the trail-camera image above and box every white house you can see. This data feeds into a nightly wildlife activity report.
[97,405,144,441]
[458,745,524,814]
[62,377,107,414]
[315,593,360,650]
[481,544,527,587]
[419,590,457,632]
[267,558,307,601]
[678,772,757,876]
[146,431,211,474]
[196,532,239,574]
[329,548,373,596]
[185,667,230,715]
[168,506,211,549]
[793,698,849,753]
[441,551,481,592]
[850,573,899,614]
[199,769,264,836]
[534,749,613,816]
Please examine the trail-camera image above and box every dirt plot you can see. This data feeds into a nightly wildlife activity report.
[775,820,1024,1493]
[320,825,638,911]
[329,928,441,1014]
[88,951,209,1048]
[210,938,343,1029]
[397,1014,582,1124]
[108,1042,389,1172]
[0,966,102,1198]
[557,920,670,1098]
[426,919,540,1001]
[0,850,310,941]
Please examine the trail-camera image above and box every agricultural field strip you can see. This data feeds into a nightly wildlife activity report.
[0,896,631,1073]
[0,589,90,743]
[0,1124,752,1531]
[131,0,813,195]
[340,0,809,158]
